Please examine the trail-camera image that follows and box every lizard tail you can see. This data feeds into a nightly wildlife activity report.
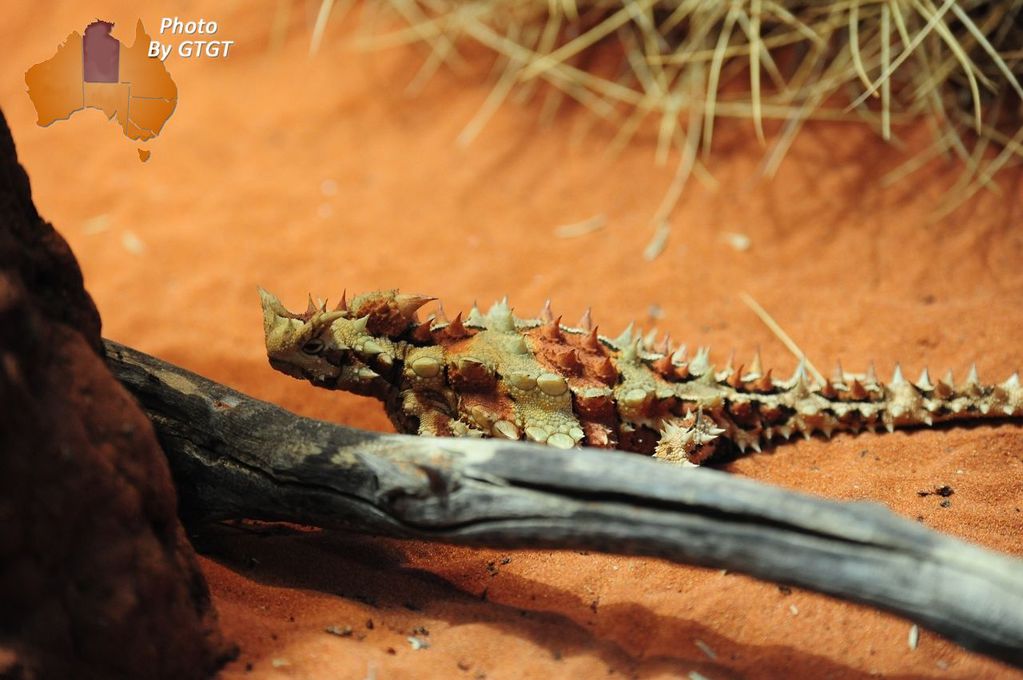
[663,362,1023,461]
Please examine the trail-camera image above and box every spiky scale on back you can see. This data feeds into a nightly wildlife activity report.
[259,288,1023,465]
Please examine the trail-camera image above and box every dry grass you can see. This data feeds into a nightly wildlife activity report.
[328,1,1023,245]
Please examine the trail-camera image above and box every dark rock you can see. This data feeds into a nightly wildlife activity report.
[0,109,233,678]
[0,112,100,353]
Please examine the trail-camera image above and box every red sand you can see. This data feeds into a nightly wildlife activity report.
[5,2,1023,678]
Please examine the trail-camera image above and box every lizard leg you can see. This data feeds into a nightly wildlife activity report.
[400,390,486,439]
[654,407,727,466]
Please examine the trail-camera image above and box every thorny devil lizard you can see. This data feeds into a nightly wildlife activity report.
[260,288,1023,465]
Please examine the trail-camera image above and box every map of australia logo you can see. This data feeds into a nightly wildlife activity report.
[25,20,177,163]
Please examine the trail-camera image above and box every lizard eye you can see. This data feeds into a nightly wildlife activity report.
[301,338,325,355]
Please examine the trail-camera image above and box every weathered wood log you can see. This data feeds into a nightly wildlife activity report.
[104,339,1023,668]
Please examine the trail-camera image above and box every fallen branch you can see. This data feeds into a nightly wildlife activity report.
[104,339,1023,668]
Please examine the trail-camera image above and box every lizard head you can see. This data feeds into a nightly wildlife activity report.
[258,287,433,397]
